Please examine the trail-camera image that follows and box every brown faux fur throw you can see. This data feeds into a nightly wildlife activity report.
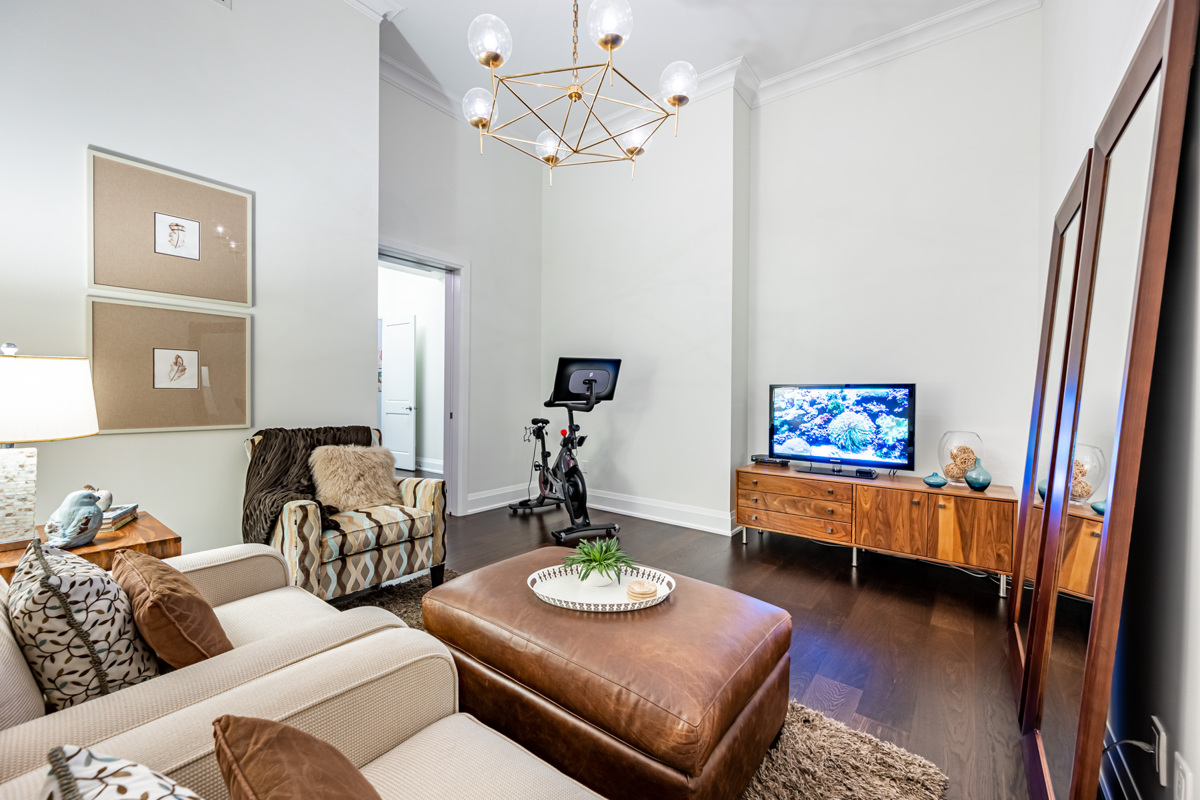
[241,426,373,545]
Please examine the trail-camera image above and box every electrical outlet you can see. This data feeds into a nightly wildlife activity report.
[1177,752,1193,800]
[1153,717,1169,787]
[581,460,589,474]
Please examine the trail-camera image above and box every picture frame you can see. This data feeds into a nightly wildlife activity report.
[87,297,251,434]
[87,148,253,307]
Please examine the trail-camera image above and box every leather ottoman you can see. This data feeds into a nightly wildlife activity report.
[422,548,792,800]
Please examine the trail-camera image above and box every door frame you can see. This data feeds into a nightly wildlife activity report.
[378,241,470,518]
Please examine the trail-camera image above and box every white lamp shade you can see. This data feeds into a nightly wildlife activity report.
[0,356,99,443]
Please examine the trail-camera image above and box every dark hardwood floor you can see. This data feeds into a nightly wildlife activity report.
[444,505,1037,800]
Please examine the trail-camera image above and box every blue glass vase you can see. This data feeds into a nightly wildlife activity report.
[923,472,948,488]
[964,458,992,492]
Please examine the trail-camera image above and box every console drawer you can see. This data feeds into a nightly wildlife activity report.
[736,472,853,503]
[737,490,853,523]
[736,508,853,543]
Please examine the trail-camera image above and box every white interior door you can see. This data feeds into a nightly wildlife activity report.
[382,316,417,470]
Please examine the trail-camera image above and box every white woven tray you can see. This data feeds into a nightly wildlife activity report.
[527,564,676,612]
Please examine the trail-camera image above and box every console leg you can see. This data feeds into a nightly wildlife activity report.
[999,574,1009,599]
[430,563,446,588]
[742,528,747,545]
[851,547,858,568]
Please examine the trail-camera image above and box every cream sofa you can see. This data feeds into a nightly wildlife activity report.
[0,544,603,799]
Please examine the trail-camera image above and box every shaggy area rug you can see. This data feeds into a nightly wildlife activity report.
[333,570,949,800]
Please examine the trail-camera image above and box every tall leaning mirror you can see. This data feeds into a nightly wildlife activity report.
[1007,152,1090,707]
[1019,0,1199,797]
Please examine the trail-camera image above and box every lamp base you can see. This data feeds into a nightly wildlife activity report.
[0,447,37,548]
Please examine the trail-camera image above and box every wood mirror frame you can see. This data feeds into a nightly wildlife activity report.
[1006,151,1091,712]
[1019,0,1199,797]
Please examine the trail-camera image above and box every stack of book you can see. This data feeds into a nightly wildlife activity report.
[101,504,138,532]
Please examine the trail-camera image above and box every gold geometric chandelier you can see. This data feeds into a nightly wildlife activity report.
[460,0,698,183]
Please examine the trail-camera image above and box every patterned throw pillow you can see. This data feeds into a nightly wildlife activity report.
[40,746,203,800]
[7,541,158,710]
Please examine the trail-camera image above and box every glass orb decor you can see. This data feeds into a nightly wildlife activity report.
[587,0,633,51]
[462,88,495,129]
[535,130,568,165]
[467,14,512,68]
[619,125,654,157]
[938,431,985,484]
[660,60,698,107]
[1070,444,1107,504]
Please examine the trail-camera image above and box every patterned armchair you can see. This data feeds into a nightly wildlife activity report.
[244,430,446,600]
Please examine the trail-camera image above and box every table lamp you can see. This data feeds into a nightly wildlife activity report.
[0,344,100,550]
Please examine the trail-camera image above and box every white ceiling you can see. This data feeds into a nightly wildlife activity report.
[382,0,1026,110]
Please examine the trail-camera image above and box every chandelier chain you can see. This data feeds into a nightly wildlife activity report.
[572,0,579,80]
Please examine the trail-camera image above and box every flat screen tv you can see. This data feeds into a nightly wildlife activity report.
[769,384,916,471]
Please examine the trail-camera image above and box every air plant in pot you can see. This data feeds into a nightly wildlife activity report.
[562,538,636,588]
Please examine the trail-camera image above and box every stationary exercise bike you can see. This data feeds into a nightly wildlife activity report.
[509,358,621,544]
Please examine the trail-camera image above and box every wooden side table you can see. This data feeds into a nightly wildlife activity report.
[0,513,181,583]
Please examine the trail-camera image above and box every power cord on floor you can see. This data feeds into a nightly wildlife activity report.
[1103,739,1155,755]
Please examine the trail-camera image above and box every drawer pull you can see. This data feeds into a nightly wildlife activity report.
[752,497,759,503]
[752,480,758,486]
[828,508,835,514]
[752,515,758,521]
[1091,531,1101,538]
[939,503,946,509]
[826,488,834,495]
[911,499,921,506]
[826,528,833,534]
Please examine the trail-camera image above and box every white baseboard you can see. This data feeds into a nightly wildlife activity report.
[466,484,531,514]
[588,489,736,536]
[415,457,443,474]
[464,484,738,537]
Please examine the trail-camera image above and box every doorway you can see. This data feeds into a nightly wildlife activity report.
[378,260,446,476]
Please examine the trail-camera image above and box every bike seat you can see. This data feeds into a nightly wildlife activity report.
[532,417,550,426]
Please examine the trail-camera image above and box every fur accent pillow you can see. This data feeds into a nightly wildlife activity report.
[309,445,400,511]
[7,541,158,710]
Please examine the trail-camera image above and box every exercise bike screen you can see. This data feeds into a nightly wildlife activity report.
[548,358,621,404]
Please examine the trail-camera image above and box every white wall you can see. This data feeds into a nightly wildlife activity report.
[378,264,445,469]
[749,12,1043,489]
[378,81,545,511]
[539,89,745,534]
[0,1,380,554]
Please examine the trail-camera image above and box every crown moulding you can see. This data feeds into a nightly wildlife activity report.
[380,0,1040,118]
[345,0,405,23]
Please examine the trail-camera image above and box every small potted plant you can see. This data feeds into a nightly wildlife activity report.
[563,538,636,587]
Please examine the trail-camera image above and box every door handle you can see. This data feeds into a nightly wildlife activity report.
[938,503,946,509]
[1091,531,1101,538]
[911,499,921,506]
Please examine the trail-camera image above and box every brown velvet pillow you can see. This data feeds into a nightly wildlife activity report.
[111,549,233,669]
[213,715,383,800]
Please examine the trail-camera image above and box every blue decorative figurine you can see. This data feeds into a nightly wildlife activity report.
[44,490,103,549]
[1091,500,1107,516]
[1037,478,1048,500]
[964,458,992,492]
[923,472,948,488]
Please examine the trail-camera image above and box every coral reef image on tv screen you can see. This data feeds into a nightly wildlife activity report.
[772,386,911,465]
